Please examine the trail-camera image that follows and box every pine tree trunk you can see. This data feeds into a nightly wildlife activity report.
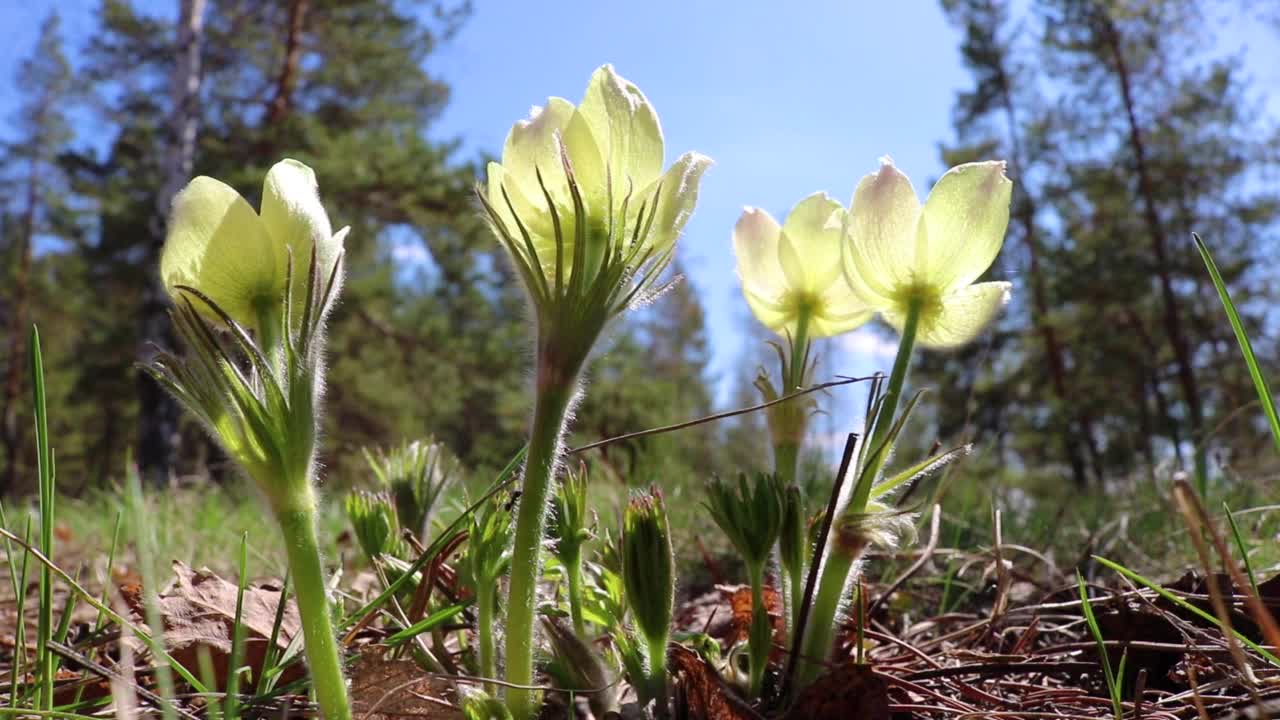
[991,59,1095,485]
[266,0,309,125]
[1097,9,1205,480]
[137,0,206,485]
[1,158,40,492]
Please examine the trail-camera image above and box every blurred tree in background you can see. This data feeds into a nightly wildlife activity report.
[0,13,81,491]
[0,0,723,493]
[2,0,1279,501]
[927,0,1280,486]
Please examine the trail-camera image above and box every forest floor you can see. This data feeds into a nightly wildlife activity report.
[0,483,1277,719]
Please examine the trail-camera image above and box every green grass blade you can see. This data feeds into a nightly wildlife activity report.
[1115,650,1128,714]
[1194,233,1280,455]
[385,601,468,645]
[255,571,290,696]
[126,467,180,719]
[1095,555,1280,667]
[73,512,124,708]
[225,532,250,720]
[1077,572,1122,719]
[0,524,211,695]
[13,516,33,707]
[30,326,55,709]
[1223,502,1260,598]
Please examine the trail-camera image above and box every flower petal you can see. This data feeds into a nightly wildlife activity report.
[811,282,873,338]
[637,151,712,257]
[779,192,846,293]
[160,176,280,326]
[843,158,922,305]
[885,281,1011,349]
[917,161,1012,292]
[261,159,342,309]
[733,206,786,302]
[562,107,608,215]
[501,97,577,209]
[576,65,664,203]
[742,289,796,334]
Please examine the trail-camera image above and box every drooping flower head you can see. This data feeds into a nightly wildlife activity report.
[843,158,1012,348]
[160,159,348,335]
[734,193,872,339]
[481,64,712,365]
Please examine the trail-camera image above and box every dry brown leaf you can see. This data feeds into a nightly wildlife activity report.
[122,561,302,689]
[784,663,889,720]
[720,584,784,655]
[349,646,461,720]
[670,644,757,720]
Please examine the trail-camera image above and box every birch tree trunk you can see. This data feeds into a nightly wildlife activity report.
[137,0,206,485]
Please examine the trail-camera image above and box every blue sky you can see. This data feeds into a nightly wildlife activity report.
[4,1,1276,420]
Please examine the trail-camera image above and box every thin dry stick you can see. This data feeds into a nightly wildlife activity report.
[1186,660,1213,720]
[1134,667,1148,720]
[1174,479,1280,654]
[46,641,201,720]
[781,432,859,698]
[406,530,467,623]
[1171,482,1259,686]
[990,508,1012,622]
[568,375,877,455]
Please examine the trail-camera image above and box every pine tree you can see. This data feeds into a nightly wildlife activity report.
[922,0,1280,482]
[46,0,726,488]
[0,13,77,491]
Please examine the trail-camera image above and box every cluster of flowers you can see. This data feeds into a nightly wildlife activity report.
[151,63,1012,720]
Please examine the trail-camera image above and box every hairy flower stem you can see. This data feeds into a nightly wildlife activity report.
[854,297,922,508]
[782,557,804,644]
[747,564,771,698]
[646,635,670,720]
[565,550,587,638]
[773,442,800,488]
[796,300,922,687]
[773,311,812,487]
[795,544,860,686]
[276,504,351,720]
[504,365,578,719]
[476,581,497,691]
[772,311,811,644]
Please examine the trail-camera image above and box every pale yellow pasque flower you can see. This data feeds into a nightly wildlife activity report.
[733,193,873,338]
[843,158,1012,348]
[483,64,711,313]
[481,65,713,720]
[160,159,349,332]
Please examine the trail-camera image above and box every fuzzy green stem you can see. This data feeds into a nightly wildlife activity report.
[795,300,921,689]
[476,581,496,691]
[773,441,800,488]
[746,564,770,698]
[851,297,922,513]
[504,376,576,719]
[795,546,858,687]
[277,506,351,720]
[772,310,813,487]
[788,311,812,391]
[783,556,805,647]
[646,634,670,720]
[565,550,587,639]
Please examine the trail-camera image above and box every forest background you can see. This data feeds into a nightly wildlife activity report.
[2,0,1280,564]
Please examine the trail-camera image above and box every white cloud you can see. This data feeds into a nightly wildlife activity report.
[839,327,897,359]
